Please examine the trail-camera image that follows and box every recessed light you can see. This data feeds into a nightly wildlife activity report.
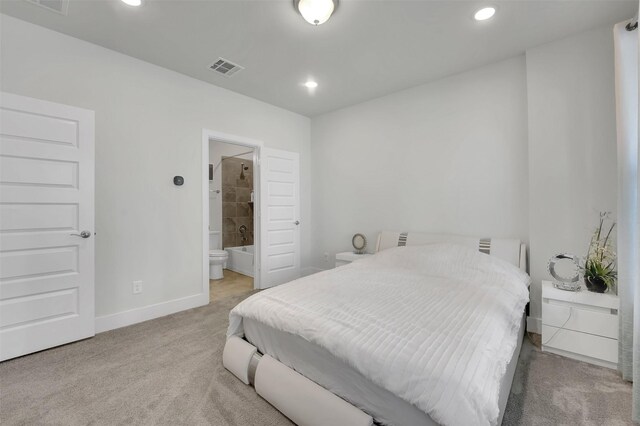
[474,7,495,21]
[304,81,318,89]
[121,0,142,6]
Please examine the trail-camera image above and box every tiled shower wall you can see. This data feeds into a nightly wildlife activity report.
[221,157,254,248]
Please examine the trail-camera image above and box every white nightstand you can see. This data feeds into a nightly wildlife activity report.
[335,252,373,268]
[541,280,619,369]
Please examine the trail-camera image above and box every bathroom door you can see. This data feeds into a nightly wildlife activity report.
[259,148,300,288]
[0,93,95,361]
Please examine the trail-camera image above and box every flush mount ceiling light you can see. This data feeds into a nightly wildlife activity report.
[474,7,496,21]
[121,0,142,6]
[294,0,338,26]
[304,80,318,89]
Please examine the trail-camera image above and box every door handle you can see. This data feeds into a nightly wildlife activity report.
[294,221,300,225]
[70,230,92,239]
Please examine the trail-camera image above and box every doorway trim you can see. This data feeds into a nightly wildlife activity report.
[202,129,264,298]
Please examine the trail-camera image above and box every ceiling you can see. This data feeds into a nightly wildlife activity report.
[1,0,636,117]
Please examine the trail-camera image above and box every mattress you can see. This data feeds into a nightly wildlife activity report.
[243,314,526,426]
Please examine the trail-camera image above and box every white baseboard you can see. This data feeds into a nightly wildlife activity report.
[301,267,325,277]
[527,316,541,334]
[95,293,209,333]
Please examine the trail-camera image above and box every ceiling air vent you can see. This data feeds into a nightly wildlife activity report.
[208,58,244,78]
[24,0,69,15]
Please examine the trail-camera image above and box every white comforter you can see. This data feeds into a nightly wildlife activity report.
[227,244,530,426]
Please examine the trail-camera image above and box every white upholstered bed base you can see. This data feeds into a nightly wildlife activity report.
[223,336,374,426]
[223,315,525,426]
[228,314,525,426]
[223,232,528,426]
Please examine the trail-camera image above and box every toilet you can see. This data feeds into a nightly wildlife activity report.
[209,231,229,280]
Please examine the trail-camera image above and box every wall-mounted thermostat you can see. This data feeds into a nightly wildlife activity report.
[173,176,184,186]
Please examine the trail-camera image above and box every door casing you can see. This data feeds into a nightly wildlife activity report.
[202,129,263,291]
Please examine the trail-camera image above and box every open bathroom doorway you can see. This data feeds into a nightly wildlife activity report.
[203,130,262,303]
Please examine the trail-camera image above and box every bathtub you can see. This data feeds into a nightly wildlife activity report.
[225,245,254,277]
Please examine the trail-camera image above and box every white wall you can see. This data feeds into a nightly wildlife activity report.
[0,15,311,324]
[526,26,618,325]
[310,56,530,270]
[208,142,253,236]
[310,25,618,328]
[1,13,617,333]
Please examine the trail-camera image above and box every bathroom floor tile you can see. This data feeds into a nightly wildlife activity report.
[209,270,253,302]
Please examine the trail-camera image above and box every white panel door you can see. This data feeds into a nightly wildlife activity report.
[260,148,300,288]
[0,92,95,361]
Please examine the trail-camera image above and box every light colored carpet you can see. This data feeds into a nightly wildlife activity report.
[504,337,633,425]
[0,292,292,426]
[0,292,632,425]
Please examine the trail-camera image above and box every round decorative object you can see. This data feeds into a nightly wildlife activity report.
[352,233,367,254]
[547,253,581,291]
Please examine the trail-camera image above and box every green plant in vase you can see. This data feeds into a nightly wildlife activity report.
[581,212,617,293]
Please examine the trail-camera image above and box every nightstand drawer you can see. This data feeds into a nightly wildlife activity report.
[542,325,618,364]
[542,300,618,339]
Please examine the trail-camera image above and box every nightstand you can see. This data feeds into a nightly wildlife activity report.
[335,252,372,268]
[541,280,619,369]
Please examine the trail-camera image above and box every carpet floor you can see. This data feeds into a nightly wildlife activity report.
[0,292,632,425]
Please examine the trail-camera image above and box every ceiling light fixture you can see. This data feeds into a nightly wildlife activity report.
[304,81,318,89]
[295,0,337,26]
[121,0,142,6]
[474,7,496,21]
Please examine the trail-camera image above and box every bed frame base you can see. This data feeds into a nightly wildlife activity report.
[223,336,373,426]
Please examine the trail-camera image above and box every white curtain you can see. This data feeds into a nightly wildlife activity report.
[614,16,639,423]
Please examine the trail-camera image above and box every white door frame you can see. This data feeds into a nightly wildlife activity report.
[202,129,263,295]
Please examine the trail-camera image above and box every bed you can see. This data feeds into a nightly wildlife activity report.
[223,232,530,426]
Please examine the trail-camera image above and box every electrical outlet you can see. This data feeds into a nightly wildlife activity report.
[132,280,143,294]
